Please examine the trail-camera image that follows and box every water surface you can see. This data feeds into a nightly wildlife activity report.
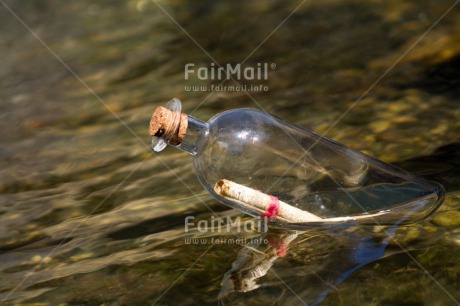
[1,0,460,305]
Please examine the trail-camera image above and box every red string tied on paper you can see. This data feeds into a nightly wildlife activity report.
[264,195,280,219]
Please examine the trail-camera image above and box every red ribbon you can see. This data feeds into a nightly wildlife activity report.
[264,195,280,219]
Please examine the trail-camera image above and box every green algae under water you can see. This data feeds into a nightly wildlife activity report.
[0,0,460,305]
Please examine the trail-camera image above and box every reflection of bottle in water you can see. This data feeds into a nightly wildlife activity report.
[150,98,444,225]
[218,227,404,305]
[219,231,299,295]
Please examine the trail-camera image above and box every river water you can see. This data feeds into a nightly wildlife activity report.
[1,0,460,305]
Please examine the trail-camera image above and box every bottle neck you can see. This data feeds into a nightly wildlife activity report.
[174,115,209,155]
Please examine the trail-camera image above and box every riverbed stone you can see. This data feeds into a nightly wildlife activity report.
[431,211,460,227]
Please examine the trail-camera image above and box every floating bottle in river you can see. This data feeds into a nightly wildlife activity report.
[149,98,444,225]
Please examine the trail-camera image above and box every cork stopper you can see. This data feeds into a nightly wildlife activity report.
[149,106,188,147]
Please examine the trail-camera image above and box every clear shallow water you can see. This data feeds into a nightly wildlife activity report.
[0,0,460,305]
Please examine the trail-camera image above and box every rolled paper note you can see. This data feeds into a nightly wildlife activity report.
[214,179,387,223]
[214,179,323,222]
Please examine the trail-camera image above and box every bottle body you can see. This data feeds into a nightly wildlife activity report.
[185,109,444,224]
[150,99,444,225]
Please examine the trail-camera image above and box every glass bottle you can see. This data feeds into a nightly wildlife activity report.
[150,98,444,225]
